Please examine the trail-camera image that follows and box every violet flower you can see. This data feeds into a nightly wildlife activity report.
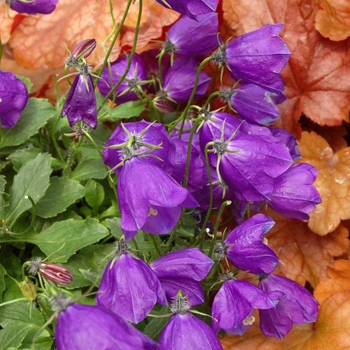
[215,214,279,274]
[159,294,223,350]
[103,120,176,176]
[269,163,321,220]
[117,156,198,240]
[158,57,210,104]
[61,72,97,129]
[156,0,218,20]
[52,293,158,349]
[212,277,276,335]
[259,274,319,339]
[230,84,282,126]
[211,24,291,94]
[164,13,218,56]
[171,138,205,192]
[96,240,167,324]
[0,70,28,128]
[7,0,58,14]
[98,53,147,104]
[150,248,214,305]
[270,128,301,161]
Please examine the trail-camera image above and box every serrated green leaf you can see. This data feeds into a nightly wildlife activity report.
[70,158,106,181]
[7,148,42,172]
[29,218,109,262]
[5,153,51,225]
[85,179,105,211]
[0,98,56,148]
[100,101,145,121]
[36,177,84,218]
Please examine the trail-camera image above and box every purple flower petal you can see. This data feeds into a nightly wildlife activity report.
[159,313,222,350]
[259,274,319,339]
[0,70,28,128]
[162,57,211,103]
[224,214,278,274]
[61,74,97,129]
[230,84,281,126]
[156,0,218,20]
[55,303,158,349]
[96,253,167,324]
[8,0,58,15]
[118,157,198,240]
[269,163,321,220]
[270,128,301,161]
[225,24,291,93]
[167,13,218,56]
[212,279,276,335]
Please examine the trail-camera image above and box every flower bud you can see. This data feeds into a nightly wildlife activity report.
[71,39,97,59]
[20,280,37,302]
[28,258,73,285]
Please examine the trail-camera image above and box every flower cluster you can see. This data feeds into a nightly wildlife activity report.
[5,2,323,349]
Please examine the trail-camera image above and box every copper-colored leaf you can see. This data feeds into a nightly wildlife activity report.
[298,131,350,235]
[0,4,17,44]
[222,0,350,134]
[315,0,350,41]
[314,259,350,304]
[265,209,349,287]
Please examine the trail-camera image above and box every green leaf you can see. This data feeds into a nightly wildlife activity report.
[16,75,33,94]
[7,148,42,172]
[70,158,106,181]
[5,153,51,225]
[30,218,109,262]
[36,177,84,218]
[100,101,145,121]
[0,264,6,303]
[85,179,105,211]
[0,98,56,148]
[0,324,32,350]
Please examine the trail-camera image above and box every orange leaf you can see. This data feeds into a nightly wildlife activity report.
[6,0,178,70]
[314,259,350,305]
[221,0,350,133]
[315,0,350,41]
[298,131,350,235]
[265,209,349,287]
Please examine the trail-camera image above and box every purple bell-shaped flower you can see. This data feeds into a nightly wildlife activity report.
[0,70,28,128]
[53,293,158,350]
[7,0,58,15]
[96,240,167,324]
[259,274,319,339]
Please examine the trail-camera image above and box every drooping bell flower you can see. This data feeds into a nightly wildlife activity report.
[211,24,291,94]
[157,57,210,105]
[61,64,97,129]
[96,240,167,324]
[156,0,218,20]
[150,248,214,305]
[117,156,198,240]
[159,293,223,350]
[6,0,58,14]
[52,293,158,349]
[103,120,176,176]
[0,70,28,128]
[27,257,73,285]
[215,214,279,274]
[212,275,277,335]
[171,138,205,192]
[230,84,282,126]
[164,13,218,57]
[98,53,147,104]
[269,163,321,220]
[270,128,301,161]
[259,274,319,339]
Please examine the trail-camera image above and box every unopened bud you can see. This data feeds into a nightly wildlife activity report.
[20,280,37,302]
[28,258,73,285]
[154,97,176,114]
[71,39,96,59]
